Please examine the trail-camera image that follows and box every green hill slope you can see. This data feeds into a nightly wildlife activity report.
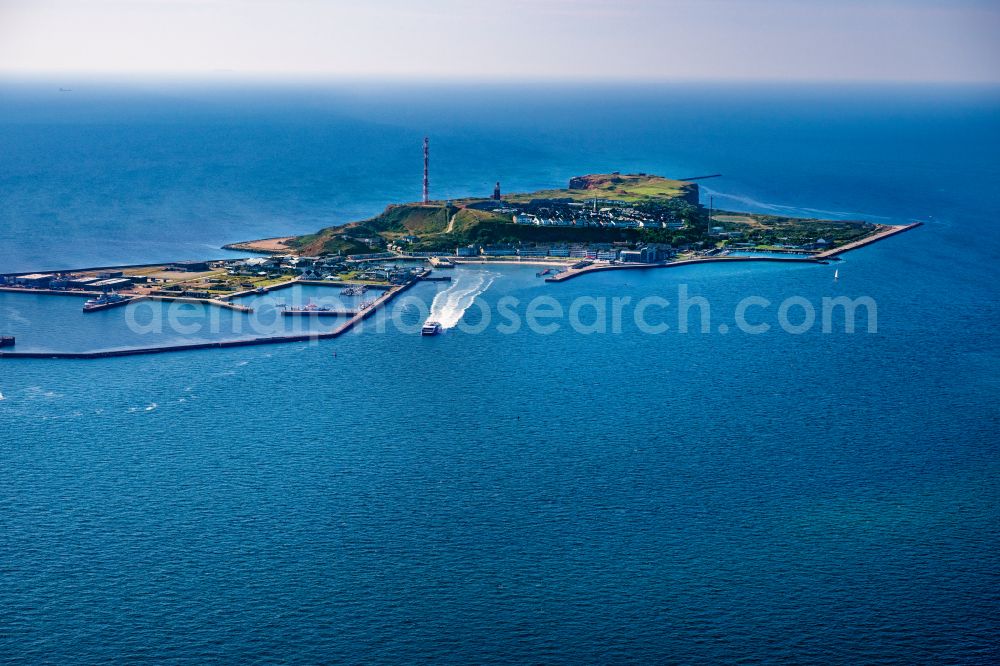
[285,173,702,255]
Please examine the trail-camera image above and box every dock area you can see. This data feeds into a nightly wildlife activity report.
[145,295,254,313]
[427,256,456,268]
[0,271,429,360]
[0,216,923,357]
[0,286,101,297]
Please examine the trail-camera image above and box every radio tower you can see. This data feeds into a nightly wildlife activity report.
[422,136,429,204]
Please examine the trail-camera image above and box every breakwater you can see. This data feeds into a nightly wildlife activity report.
[815,222,922,258]
[545,255,824,282]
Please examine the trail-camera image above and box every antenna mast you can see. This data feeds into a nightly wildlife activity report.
[423,137,429,204]
[708,195,714,238]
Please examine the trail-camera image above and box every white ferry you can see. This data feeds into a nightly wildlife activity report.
[421,320,442,336]
[83,291,130,313]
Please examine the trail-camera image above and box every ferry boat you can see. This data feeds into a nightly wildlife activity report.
[281,301,340,316]
[83,291,130,313]
[421,320,442,336]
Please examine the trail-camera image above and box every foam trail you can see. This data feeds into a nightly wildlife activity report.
[428,269,499,329]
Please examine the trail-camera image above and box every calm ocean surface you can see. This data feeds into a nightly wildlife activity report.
[1,81,998,663]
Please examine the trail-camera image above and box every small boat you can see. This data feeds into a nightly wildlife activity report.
[255,287,266,294]
[834,269,839,280]
[421,320,442,336]
[83,291,130,312]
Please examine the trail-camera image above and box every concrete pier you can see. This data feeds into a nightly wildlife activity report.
[145,295,253,313]
[0,286,101,297]
[814,222,922,258]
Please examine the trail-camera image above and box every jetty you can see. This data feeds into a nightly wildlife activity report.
[145,295,253,313]
[428,256,456,268]
[815,222,922,259]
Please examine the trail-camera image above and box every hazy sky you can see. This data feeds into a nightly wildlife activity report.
[1,0,998,82]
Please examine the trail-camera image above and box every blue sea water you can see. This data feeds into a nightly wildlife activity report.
[1,80,999,663]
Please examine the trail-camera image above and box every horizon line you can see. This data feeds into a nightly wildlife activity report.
[2,70,1000,87]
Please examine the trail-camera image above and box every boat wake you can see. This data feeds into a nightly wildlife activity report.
[700,186,892,220]
[428,269,499,330]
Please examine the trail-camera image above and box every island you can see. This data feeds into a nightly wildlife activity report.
[0,172,920,358]
[226,172,918,279]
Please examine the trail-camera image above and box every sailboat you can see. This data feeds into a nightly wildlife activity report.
[834,269,839,280]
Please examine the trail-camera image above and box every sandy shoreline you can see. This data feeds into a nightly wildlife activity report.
[222,237,295,254]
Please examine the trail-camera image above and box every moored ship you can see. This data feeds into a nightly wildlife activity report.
[83,292,130,313]
[280,301,351,316]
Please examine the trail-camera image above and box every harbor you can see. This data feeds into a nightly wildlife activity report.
[544,222,922,282]
[0,222,922,358]
[0,269,430,359]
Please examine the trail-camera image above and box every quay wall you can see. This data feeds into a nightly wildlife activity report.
[0,286,101,297]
